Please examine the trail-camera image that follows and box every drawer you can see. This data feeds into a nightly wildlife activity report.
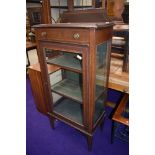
[36,28,90,44]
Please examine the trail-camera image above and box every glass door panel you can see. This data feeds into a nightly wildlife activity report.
[43,48,84,125]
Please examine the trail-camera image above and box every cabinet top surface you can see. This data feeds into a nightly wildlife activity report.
[33,22,114,29]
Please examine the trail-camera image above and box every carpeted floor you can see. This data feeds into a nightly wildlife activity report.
[26,76,129,155]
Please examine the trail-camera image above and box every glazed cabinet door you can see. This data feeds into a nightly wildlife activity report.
[38,41,89,128]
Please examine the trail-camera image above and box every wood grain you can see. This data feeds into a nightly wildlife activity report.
[112,93,129,126]
[36,28,90,45]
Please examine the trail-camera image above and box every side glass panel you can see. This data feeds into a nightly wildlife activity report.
[43,48,84,125]
[94,41,111,124]
[96,42,108,88]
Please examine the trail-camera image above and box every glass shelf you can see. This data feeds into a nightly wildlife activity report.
[47,54,82,73]
[53,98,105,125]
[51,79,82,103]
[51,79,105,103]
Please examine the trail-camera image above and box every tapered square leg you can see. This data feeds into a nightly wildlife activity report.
[86,135,93,151]
[49,117,55,129]
[100,115,106,131]
[111,120,115,144]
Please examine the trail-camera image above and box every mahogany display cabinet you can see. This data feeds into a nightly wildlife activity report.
[33,22,113,150]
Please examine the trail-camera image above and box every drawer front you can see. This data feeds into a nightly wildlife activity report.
[36,28,90,44]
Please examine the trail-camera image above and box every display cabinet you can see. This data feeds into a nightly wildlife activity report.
[33,22,113,150]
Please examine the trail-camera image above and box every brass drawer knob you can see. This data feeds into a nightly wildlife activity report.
[73,33,80,39]
[41,32,47,37]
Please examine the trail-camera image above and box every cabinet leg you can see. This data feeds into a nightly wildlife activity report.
[86,135,93,151]
[100,115,106,131]
[49,117,55,129]
[111,120,115,144]
[100,120,103,131]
